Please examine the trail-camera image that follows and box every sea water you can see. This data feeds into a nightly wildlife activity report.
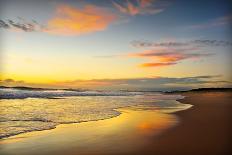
[0,88,192,139]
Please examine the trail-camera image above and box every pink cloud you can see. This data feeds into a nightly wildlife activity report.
[129,48,213,68]
[112,0,164,16]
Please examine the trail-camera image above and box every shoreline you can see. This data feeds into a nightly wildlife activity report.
[0,107,179,155]
[0,108,122,140]
[0,93,189,155]
[136,91,232,155]
[1,91,231,155]
[0,93,189,140]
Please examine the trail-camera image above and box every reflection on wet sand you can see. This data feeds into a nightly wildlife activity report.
[0,108,178,155]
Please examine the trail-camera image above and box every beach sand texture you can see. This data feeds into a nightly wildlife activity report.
[0,91,231,155]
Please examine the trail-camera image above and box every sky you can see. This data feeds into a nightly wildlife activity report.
[0,0,231,90]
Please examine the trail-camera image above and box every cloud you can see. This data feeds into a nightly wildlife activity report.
[44,4,117,35]
[112,0,165,16]
[1,75,230,91]
[140,62,176,67]
[190,14,232,29]
[127,39,232,68]
[0,4,117,36]
[95,39,219,68]
[0,20,10,29]
[128,47,213,68]
[0,79,25,84]
[131,39,232,48]
[192,39,232,46]
[0,18,45,32]
[0,1,167,35]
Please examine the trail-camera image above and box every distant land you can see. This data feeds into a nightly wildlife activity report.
[0,86,231,93]
[0,86,85,92]
[0,86,54,91]
[165,87,232,93]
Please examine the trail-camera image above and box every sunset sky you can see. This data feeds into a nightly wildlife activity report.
[0,0,231,90]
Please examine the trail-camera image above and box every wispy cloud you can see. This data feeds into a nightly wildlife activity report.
[0,79,25,85]
[128,48,213,68]
[0,18,45,32]
[95,39,223,68]
[131,39,232,48]
[1,75,230,91]
[54,75,227,89]
[0,1,168,35]
[190,14,232,29]
[0,4,117,36]
[128,39,231,68]
[139,62,176,67]
[45,4,118,35]
[112,0,166,16]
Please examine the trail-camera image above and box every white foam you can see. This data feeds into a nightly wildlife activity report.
[0,90,191,139]
[0,88,142,99]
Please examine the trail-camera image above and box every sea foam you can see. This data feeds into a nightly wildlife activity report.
[0,88,191,139]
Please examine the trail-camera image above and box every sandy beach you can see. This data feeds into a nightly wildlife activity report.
[137,91,232,155]
[0,91,231,155]
[1,0,231,154]
[0,108,178,155]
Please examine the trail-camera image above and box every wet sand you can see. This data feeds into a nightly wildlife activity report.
[137,91,232,155]
[0,108,178,155]
[0,91,231,155]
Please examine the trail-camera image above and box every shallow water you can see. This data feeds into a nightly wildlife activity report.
[0,89,192,139]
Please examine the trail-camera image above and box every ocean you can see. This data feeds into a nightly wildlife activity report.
[0,88,192,139]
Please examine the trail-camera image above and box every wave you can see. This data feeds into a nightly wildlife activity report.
[0,121,58,139]
[0,88,142,99]
[0,92,192,139]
